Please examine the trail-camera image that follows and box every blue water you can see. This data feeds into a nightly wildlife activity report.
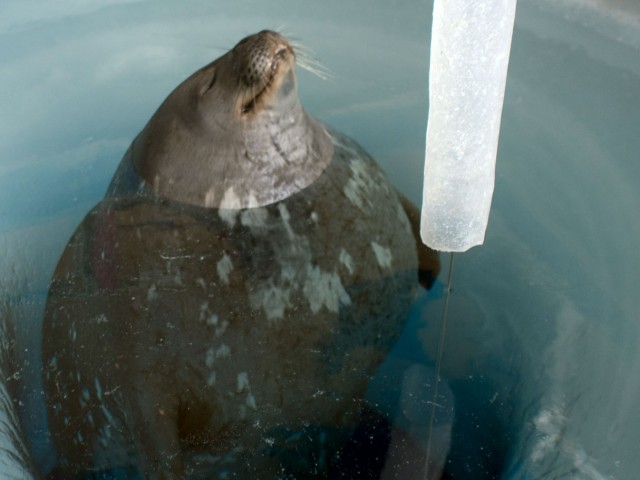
[1,0,639,478]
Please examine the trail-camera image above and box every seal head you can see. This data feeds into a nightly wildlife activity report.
[128,30,333,209]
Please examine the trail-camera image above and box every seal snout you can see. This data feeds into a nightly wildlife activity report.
[232,30,296,115]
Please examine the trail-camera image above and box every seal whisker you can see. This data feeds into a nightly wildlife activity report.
[205,45,229,56]
[271,25,290,38]
[290,43,333,81]
[297,59,334,81]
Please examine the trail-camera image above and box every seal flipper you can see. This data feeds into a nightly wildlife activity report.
[396,191,440,290]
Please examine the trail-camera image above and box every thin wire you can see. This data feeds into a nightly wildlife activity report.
[424,252,455,479]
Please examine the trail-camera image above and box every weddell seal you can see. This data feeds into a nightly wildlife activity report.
[42,30,440,479]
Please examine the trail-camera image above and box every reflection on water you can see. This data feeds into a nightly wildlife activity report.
[1,0,639,478]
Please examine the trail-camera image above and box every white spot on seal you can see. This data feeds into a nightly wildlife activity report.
[207,372,217,386]
[206,345,231,368]
[371,241,393,269]
[247,202,352,321]
[205,347,215,368]
[343,158,378,210]
[339,249,354,275]
[240,207,269,228]
[238,405,247,420]
[218,208,239,228]
[245,190,260,209]
[147,283,158,302]
[237,372,250,393]
[204,188,216,208]
[250,282,291,322]
[220,187,242,209]
[95,314,108,324]
[218,188,242,226]
[215,319,229,337]
[100,405,117,428]
[217,253,233,285]
[199,302,210,322]
[303,265,351,314]
[95,378,103,401]
[173,267,183,286]
[216,344,231,358]
[278,204,296,239]
[246,393,257,411]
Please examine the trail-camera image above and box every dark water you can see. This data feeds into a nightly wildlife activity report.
[1,0,639,478]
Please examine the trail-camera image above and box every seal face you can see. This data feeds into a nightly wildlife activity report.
[42,31,437,478]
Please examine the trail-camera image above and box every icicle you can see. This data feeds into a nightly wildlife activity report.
[420,0,517,252]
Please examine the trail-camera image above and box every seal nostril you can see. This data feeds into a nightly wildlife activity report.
[274,46,289,60]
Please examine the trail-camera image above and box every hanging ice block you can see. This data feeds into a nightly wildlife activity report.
[421,0,517,252]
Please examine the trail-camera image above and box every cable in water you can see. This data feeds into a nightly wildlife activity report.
[424,251,454,478]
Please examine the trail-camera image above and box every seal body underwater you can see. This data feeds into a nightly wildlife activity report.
[42,30,439,479]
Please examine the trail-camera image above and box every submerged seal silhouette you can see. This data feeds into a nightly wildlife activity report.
[42,30,439,478]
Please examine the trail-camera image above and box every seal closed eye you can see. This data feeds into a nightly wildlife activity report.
[43,30,440,479]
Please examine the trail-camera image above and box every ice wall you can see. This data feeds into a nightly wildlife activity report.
[0,315,36,479]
